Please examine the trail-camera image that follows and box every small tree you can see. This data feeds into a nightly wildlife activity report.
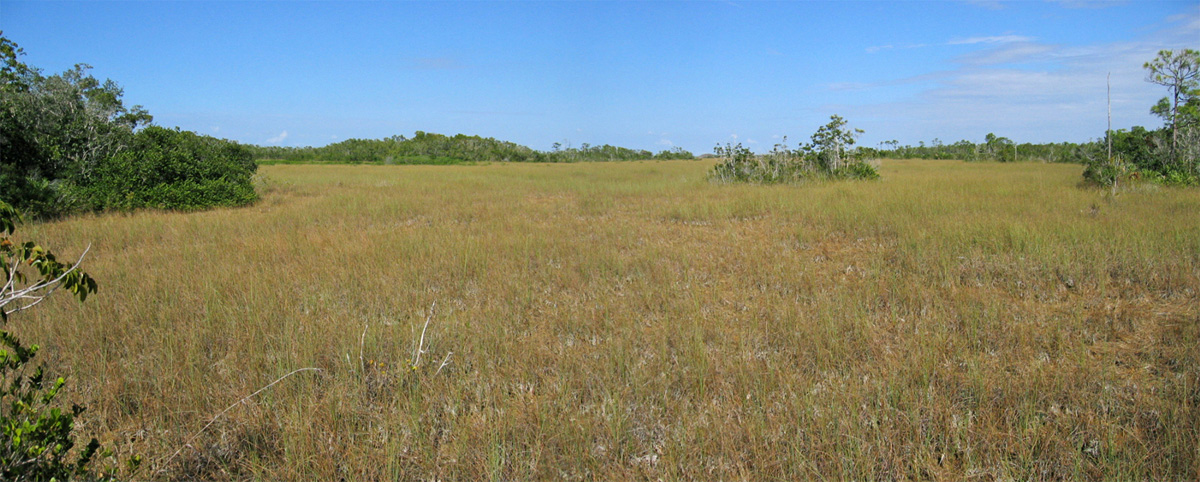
[810,115,863,171]
[0,201,133,480]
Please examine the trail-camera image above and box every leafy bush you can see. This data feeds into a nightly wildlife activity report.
[832,161,881,180]
[0,332,109,482]
[72,126,258,211]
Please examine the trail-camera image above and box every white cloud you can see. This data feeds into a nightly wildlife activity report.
[730,133,739,140]
[267,130,289,144]
[657,138,674,146]
[948,35,1033,45]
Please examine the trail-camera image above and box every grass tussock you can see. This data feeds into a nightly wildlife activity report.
[15,159,1200,480]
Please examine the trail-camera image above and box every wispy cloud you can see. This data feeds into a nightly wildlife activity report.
[955,42,1057,65]
[960,0,1008,11]
[1167,6,1200,31]
[267,130,289,144]
[867,34,1029,54]
[947,35,1033,45]
[408,57,466,70]
[1048,0,1128,9]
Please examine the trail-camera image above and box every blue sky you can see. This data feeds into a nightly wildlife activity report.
[2,1,1197,153]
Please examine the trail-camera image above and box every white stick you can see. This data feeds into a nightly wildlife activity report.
[155,367,321,474]
[413,302,435,368]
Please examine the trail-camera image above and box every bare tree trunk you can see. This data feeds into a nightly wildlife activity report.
[1107,72,1112,162]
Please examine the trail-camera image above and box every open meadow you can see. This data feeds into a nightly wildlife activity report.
[17,159,1200,480]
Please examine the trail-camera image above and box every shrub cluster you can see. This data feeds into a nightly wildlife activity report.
[710,115,879,184]
[1081,125,1199,187]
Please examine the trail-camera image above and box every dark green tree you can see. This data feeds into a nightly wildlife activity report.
[1,33,151,217]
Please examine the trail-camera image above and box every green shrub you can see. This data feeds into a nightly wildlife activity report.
[832,161,880,180]
[75,126,258,211]
[0,332,112,482]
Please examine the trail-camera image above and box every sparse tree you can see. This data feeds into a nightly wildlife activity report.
[810,115,863,171]
[1145,49,1200,163]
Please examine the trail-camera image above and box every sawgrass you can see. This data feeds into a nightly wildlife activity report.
[16,159,1199,480]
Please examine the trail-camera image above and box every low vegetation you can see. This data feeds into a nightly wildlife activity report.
[69,126,259,211]
[2,28,1196,481]
[19,160,1197,480]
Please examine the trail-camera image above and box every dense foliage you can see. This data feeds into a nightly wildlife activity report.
[0,34,257,218]
[710,115,879,183]
[1082,49,1199,187]
[248,131,693,164]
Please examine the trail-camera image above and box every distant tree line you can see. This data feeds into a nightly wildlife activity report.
[868,134,1089,164]
[0,34,258,219]
[247,133,694,164]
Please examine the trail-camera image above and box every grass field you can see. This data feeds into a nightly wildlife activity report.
[16,159,1199,480]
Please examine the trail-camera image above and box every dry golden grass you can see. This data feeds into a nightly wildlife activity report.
[14,159,1200,480]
